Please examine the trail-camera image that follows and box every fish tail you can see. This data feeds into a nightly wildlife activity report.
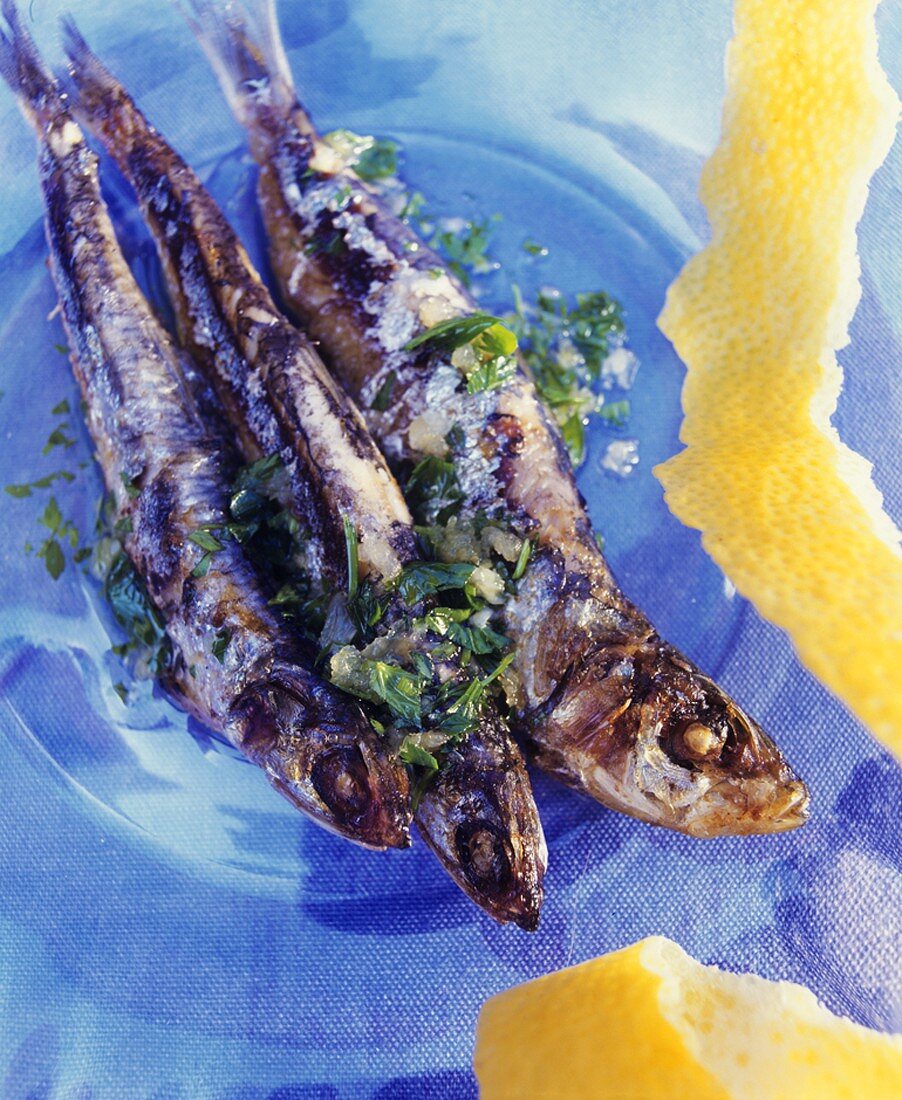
[182,0,313,140]
[60,17,146,154]
[0,0,68,129]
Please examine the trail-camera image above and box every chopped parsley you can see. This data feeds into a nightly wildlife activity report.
[211,628,231,664]
[342,514,359,599]
[512,537,533,581]
[393,561,476,606]
[598,399,631,426]
[120,472,141,499]
[430,215,499,286]
[404,312,509,354]
[522,237,548,257]
[322,129,400,182]
[404,456,462,525]
[398,738,439,770]
[405,312,519,395]
[370,371,396,411]
[101,547,171,677]
[5,469,75,497]
[507,285,627,466]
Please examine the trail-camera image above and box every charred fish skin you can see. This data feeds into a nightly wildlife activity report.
[0,2,410,850]
[187,0,810,837]
[64,26,547,926]
[62,17,416,591]
[416,716,547,932]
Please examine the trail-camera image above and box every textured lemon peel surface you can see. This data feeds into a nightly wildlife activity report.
[655,0,902,754]
[474,936,902,1099]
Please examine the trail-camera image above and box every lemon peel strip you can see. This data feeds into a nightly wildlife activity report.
[656,0,901,754]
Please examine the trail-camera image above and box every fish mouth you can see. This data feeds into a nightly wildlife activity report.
[678,772,810,838]
[535,637,810,838]
[633,690,812,837]
[414,728,547,931]
[229,671,411,850]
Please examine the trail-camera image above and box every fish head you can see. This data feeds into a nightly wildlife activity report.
[415,721,547,930]
[536,641,810,838]
[229,663,411,849]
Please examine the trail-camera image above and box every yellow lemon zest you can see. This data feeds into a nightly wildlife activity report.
[656,0,901,754]
[475,937,902,1099]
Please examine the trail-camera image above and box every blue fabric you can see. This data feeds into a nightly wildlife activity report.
[0,1,899,1096]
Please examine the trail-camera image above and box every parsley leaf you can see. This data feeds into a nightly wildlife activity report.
[342,514,359,599]
[404,312,507,354]
[393,561,476,606]
[188,529,224,553]
[40,538,65,579]
[465,354,517,394]
[42,426,75,455]
[211,628,231,663]
[398,738,439,770]
[355,137,399,181]
[404,456,462,524]
[370,371,396,411]
[333,656,427,726]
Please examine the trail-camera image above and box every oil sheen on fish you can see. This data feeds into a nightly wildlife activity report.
[186,0,810,837]
[63,25,546,927]
[0,1,411,850]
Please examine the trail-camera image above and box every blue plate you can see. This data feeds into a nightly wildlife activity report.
[1,2,899,1095]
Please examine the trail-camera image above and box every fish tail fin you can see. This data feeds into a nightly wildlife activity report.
[0,0,68,129]
[181,0,313,138]
[60,17,146,154]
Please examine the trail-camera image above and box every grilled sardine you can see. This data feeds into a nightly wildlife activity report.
[186,0,810,837]
[64,25,546,927]
[0,0,410,849]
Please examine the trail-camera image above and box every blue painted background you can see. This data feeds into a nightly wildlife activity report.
[0,1,899,1096]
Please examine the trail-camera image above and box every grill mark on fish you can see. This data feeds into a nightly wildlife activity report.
[64,20,546,928]
[0,2,410,850]
[187,0,810,837]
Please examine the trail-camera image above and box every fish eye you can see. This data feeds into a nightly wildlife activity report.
[311,746,369,819]
[456,821,513,894]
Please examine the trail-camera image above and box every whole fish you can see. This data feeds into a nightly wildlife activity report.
[186,0,810,837]
[0,0,410,850]
[64,26,546,928]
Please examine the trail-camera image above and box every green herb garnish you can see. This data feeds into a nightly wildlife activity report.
[321,129,400,182]
[42,426,75,455]
[188,529,224,554]
[430,215,498,286]
[370,371,396,411]
[211,628,231,664]
[404,312,507,354]
[393,561,476,606]
[405,456,462,524]
[598,399,631,426]
[334,657,427,726]
[405,312,518,394]
[120,472,141,499]
[103,549,170,675]
[522,238,548,257]
[507,285,625,466]
[512,537,533,581]
[398,738,439,770]
[5,469,75,498]
[342,514,359,599]
[354,138,399,181]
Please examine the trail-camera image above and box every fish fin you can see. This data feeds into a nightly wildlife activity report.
[181,0,302,129]
[0,0,68,128]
